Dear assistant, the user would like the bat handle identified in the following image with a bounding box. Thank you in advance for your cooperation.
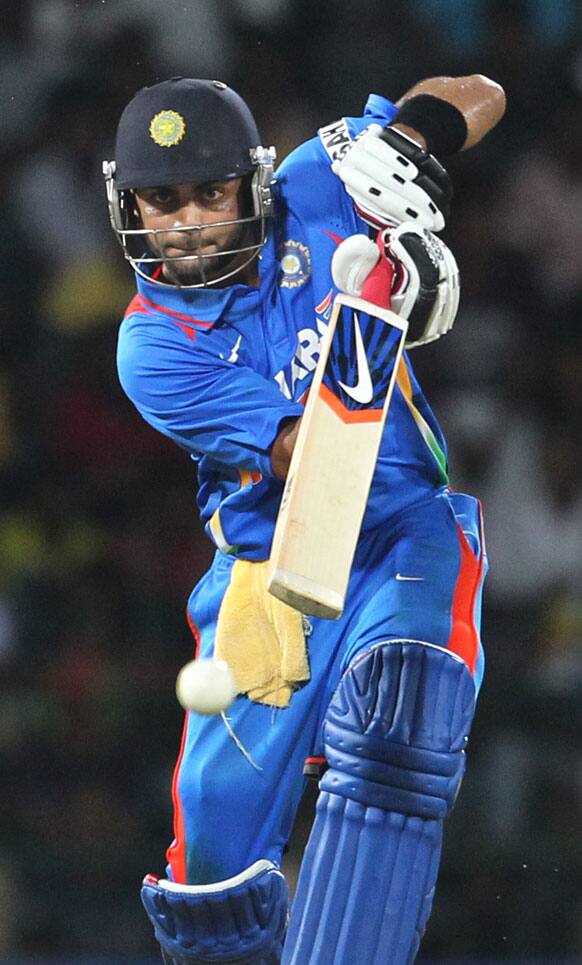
[360,230,395,310]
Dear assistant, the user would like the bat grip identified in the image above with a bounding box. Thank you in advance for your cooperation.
[360,232,395,310]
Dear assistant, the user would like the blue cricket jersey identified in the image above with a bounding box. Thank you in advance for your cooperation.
[117,94,449,560]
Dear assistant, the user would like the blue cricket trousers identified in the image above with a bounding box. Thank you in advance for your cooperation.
[167,488,487,885]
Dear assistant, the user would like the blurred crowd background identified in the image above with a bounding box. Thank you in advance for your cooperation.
[1,0,581,962]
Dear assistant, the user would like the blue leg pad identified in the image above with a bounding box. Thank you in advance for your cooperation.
[282,640,476,965]
[141,859,288,964]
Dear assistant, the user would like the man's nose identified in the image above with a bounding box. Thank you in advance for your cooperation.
[173,201,212,227]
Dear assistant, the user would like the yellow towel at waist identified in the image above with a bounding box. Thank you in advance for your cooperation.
[214,559,310,707]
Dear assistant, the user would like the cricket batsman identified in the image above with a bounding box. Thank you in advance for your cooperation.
[104,72,505,963]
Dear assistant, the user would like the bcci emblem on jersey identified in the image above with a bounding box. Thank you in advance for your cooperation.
[279,240,312,289]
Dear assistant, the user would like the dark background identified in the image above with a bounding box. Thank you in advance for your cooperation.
[1,0,581,961]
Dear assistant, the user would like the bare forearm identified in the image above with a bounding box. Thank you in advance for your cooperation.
[271,417,301,479]
[396,73,506,150]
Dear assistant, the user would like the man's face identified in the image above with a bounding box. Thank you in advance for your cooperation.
[134,177,250,286]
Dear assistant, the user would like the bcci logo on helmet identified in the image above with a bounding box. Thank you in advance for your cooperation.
[149,110,186,147]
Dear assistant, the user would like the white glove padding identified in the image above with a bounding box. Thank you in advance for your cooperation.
[331,234,380,294]
[331,224,460,349]
[388,222,460,347]
[332,124,451,233]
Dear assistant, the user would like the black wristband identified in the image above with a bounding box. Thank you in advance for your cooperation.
[393,94,468,156]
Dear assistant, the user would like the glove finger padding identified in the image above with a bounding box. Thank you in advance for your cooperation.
[332,124,452,233]
[387,222,460,348]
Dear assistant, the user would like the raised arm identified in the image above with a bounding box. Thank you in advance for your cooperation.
[333,73,506,234]
[394,73,506,152]
[272,75,506,478]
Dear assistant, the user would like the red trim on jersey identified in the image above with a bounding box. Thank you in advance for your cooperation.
[124,294,146,318]
[323,229,344,246]
[123,292,213,343]
[139,294,213,328]
[166,611,201,884]
[446,521,485,676]
[171,319,197,342]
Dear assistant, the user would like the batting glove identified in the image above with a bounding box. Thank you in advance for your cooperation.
[332,125,452,233]
[331,223,460,348]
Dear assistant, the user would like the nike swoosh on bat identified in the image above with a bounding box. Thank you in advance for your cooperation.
[395,573,425,581]
[337,310,374,404]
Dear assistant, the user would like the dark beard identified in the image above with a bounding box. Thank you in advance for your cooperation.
[161,222,250,287]
[162,251,222,286]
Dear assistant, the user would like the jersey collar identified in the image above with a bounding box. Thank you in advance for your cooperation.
[134,233,278,325]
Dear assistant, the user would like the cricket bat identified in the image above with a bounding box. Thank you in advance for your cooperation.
[268,291,408,619]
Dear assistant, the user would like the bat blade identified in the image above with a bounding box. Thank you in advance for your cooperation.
[268,293,408,619]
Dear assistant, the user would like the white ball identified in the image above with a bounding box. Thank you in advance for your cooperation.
[176,658,237,715]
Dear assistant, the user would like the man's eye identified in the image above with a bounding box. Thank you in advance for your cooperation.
[142,189,174,207]
[203,187,224,201]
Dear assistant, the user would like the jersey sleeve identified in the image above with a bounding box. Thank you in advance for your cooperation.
[117,312,303,478]
[274,93,399,226]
